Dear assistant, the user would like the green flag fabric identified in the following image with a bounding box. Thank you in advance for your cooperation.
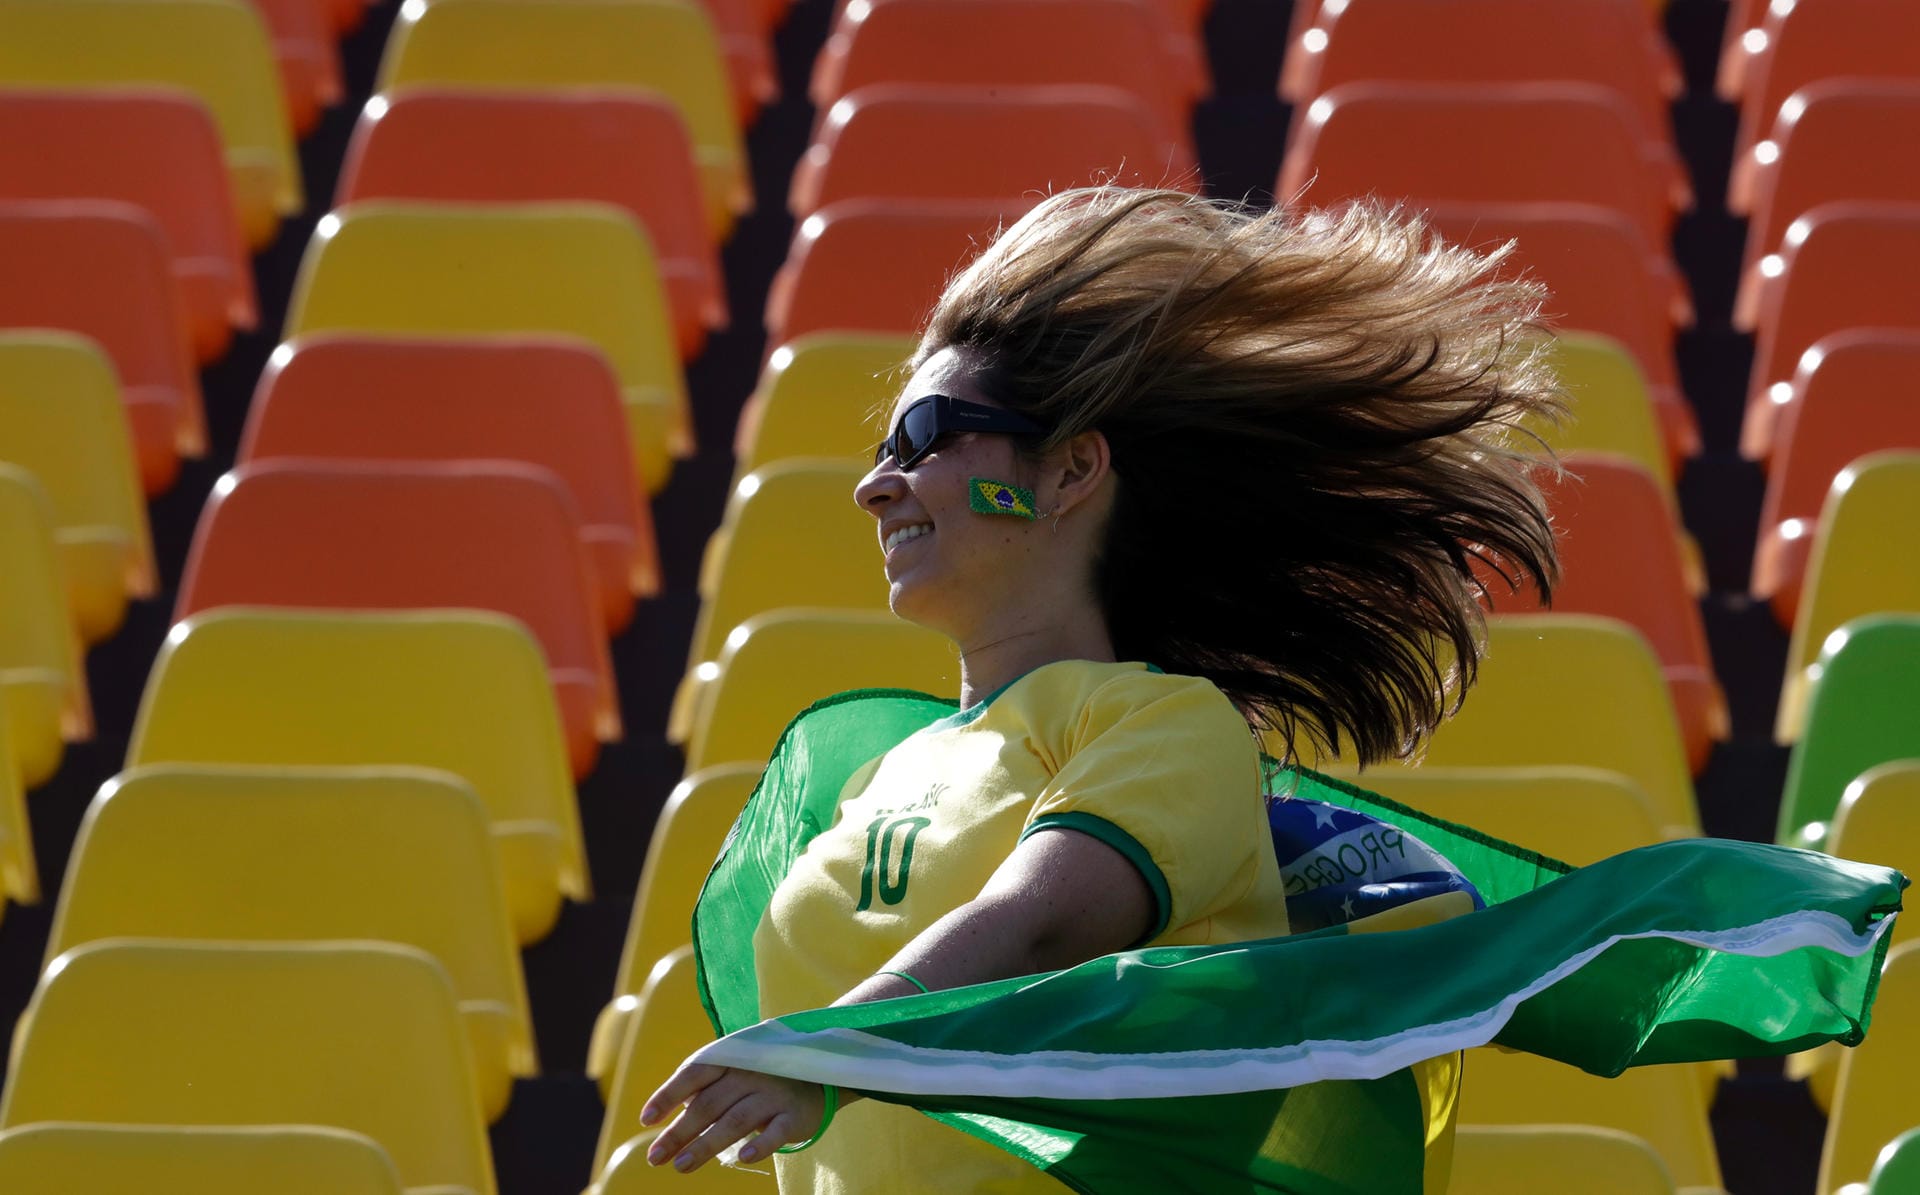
[690,689,1906,1194]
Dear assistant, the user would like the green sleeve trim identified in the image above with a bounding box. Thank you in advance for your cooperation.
[1021,811,1173,945]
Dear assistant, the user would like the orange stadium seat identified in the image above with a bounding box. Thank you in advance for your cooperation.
[238,334,660,632]
[1736,83,1920,329]
[766,200,1018,348]
[1279,83,1679,252]
[1741,204,1920,462]
[0,203,204,496]
[1728,0,1919,214]
[703,0,778,125]
[253,0,343,136]
[320,0,363,35]
[0,90,257,365]
[1715,0,1763,101]
[174,461,620,779]
[790,85,1196,218]
[1752,331,1920,627]
[336,89,728,360]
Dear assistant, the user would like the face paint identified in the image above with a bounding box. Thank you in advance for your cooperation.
[969,478,1039,520]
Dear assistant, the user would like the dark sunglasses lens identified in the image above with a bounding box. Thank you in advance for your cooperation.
[899,402,942,465]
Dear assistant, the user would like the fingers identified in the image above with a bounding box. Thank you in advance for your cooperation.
[735,1112,802,1165]
[652,1087,787,1172]
[640,1061,726,1127]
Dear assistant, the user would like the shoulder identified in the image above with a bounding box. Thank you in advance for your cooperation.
[997,660,1252,760]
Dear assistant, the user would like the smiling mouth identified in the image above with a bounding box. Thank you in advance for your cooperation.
[884,523,933,553]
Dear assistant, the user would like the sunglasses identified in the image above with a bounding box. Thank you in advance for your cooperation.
[873,395,1050,471]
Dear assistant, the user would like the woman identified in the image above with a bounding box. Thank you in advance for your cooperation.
[643,186,1564,1186]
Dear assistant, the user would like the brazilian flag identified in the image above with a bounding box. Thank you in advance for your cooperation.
[691,690,1905,1194]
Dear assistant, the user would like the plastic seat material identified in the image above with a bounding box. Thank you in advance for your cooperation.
[127,607,590,945]
[1742,204,1920,462]
[791,85,1197,219]
[254,0,344,136]
[0,715,38,916]
[1753,331,1920,627]
[1279,82,1679,254]
[0,331,158,643]
[175,460,620,777]
[698,0,780,126]
[767,200,1022,350]
[683,609,958,774]
[1736,83,1920,330]
[1777,615,1920,851]
[1776,455,1920,743]
[337,89,728,360]
[735,332,916,478]
[378,0,751,240]
[319,0,365,36]
[1450,1125,1678,1195]
[0,1124,407,1195]
[51,763,538,1122]
[0,0,303,248]
[1819,941,1920,1195]
[0,466,92,791]
[1867,1128,1920,1194]
[1531,333,1679,497]
[0,202,205,495]
[285,202,689,489]
[0,940,497,1195]
[1728,0,1920,215]
[239,335,659,633]
[587,764,759,1092]
[0,90,257,364]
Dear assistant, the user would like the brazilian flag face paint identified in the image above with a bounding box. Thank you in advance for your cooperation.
[969,478,1038,520]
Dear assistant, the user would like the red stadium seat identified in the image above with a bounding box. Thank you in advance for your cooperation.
[251,0,342,136]
[703,0,778,125]
[175,461,620,780]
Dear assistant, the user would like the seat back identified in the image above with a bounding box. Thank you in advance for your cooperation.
[255,0,343,136]
[338,89,725,360]
[0,713,32,908]
[1532,333,1674,491]
[127,608,586,944]
[0,0,302,245]
[1779,616,1920,849]
[0,1124,406,1195]
[1828,761,1920,951]
[0,940,496,1195]
[1819,940,1920,1194]
[1868,1128,1920,1193]
[737,333,916,475]
[1450,1126,1676,1195]
[239,334,657,629]
[594,947,728,1183]
[0,465,90,790]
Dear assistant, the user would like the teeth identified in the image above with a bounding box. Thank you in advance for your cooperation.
[884,524,932,552]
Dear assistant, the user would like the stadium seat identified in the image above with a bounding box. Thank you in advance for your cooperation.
[285,202,689,487]
[790,85,1196,218]
[0,90,257,364]
[1306,616,1700,840]
[321,0,364,36]
[1777,616,1920,850]
[0,466,91,791]
[336,89,727,360]
[1818,940,1920,1195]
[1728,0,1919,215]
[1279,83,1678,252]
[0,331,158,644]
[1450,1126,1677,1195]
[239,335,659,632]
[0,716,36,916]
[1741,204,1920,462]
[683,609,958,774]
[735,333,916,477]
[700,0,779,125]
[0,0,302,248]
[767,201,1018,348]
[0,203,204,494]
[1753,331,1920,626]
[1776,455,1920,742]
[588,764,760,1092]
[378,0,750,239]
[50,763,538,1122]
[254,0,343,136]
[1867,1129,1920,1193]
[127,608,590,945]
[1715,0,1763,100]
[0,940,497,1195]
[0,1124,406,1195]
[1736,84,1920,329]
[1457,1052,1722,1190]
[175,461,620,776]
[1531,333,1679,496]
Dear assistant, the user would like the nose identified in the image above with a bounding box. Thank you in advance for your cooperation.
[854,456,905,516]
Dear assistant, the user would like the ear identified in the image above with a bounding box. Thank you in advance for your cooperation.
[1046,429,1112,518]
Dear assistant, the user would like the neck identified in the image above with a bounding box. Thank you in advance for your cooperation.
[955,611,1117,709]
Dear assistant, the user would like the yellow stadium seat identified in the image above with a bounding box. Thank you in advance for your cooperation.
[126,608,588,945]
[0,715,33,915]
[0,331,157,643]
[734,332,916,479]
[286,202,688,490]
[1778,453,1920,742]
[683,609,958,774]
[49,764,538,1123]
[0,0,302,248]
[1819,941,1920,1195]
[1452,1125,1678,1195]
[588,764,759,1091]
[1458,1050,1723,1190]
[0,465,92,790]
[378,0,749,240]
[1535,332,1676,495]
[0,1123,406,1195]
[670,461,884,742]
[0,940,496,1195]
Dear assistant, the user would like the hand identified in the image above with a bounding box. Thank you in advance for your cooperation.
[640,1062,829,1172]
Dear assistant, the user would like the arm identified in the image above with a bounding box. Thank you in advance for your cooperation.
[640,825,1155,1172]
